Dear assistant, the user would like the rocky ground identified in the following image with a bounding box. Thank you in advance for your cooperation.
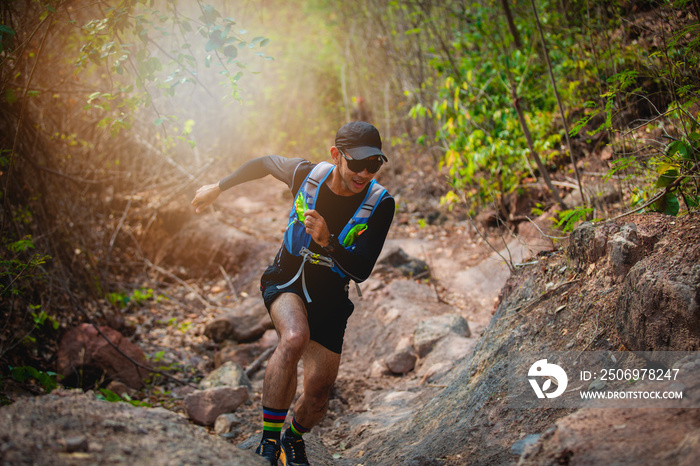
[2,175,700,465]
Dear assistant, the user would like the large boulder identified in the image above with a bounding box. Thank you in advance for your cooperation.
[616,219,700,351]
[342,213,700,465]
[0,389,266,465]
[519,354,700,465]
[204,299,273,343]
[56,324,151,389]
[183,386,249,426]
[413,313,471,358]
[200,361,252,391]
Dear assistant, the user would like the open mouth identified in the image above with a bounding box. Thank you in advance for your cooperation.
[352,178,367,190]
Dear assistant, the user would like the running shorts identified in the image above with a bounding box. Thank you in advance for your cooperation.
[260,263,354,354]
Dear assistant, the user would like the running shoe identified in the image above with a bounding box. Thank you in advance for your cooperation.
[279,431,310,466]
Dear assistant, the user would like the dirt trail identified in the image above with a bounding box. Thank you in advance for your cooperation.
[203,173,551,461]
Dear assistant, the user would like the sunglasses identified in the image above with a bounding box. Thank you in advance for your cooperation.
[339,149,383,174]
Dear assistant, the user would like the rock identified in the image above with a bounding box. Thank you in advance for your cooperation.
[518,382,700,466]
[413,314,471,358]
[416,334,475,382]
[379,247,430,278]
[214,341,270,369]
[260,329,279,347]
[215,413,243,436]
[369,360,391,378]
[511,434,540,456]
[183,386,249,426]
[56,324,151,389]
[200,361,252,391]
[204,300,273,343]
[385,348,417,375]
[609,223,641,278]
[61,435,89,453]
[105,381,134,398]
[147,211,270,281]
[0,389,265,465]
[616,226,700,351]
[567,221,609,272]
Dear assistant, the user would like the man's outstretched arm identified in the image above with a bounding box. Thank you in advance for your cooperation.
[191,155,304,213]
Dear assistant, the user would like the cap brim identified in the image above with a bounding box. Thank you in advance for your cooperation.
[344,146,388,162]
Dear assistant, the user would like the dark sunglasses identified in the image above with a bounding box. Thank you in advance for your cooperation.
[339,149,383,174]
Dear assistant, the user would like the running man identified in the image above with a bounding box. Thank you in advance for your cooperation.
[191,121,394,465]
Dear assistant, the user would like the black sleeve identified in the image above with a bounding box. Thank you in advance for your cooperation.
[218,155,306,191]
[329,195,395,283]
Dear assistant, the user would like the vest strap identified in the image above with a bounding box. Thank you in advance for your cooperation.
[276,247,334,303]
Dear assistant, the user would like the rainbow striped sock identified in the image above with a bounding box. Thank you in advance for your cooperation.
[262,406,287,441]
[288,416,310,438]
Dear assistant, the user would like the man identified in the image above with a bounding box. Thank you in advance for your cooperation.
[191,121,394,465]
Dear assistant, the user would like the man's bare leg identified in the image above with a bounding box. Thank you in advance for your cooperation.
[263,293,310,410]
[293,339,341,429]
[276,339,340,466]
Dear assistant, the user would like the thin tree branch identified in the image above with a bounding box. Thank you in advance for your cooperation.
[1,13,53,237]
[530,0,585,208]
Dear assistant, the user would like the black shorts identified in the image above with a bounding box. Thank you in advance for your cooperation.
[260,264,354,354]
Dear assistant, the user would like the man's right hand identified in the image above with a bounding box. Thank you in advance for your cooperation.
[191,183,221,214]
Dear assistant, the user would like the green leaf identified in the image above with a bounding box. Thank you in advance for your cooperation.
[653,193,680,216]
[200,4,221,25]
[0,25,16,35]
[5,88,17,104]
[655,168,679,188]
[9,237,35,252]
[223,45,237,58]
[665,140,689,160]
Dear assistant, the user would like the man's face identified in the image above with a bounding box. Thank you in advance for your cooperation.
[334,148,381,195]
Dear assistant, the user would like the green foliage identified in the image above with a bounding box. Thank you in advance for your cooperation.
[401,0,700,219]
[96,388,150,407]
[647,128,700,215]
[0,23,15,54]
[557,207,596,233]
[408,0,576,212]
[155,317,192,334]
[8,366,57,393]
[1,236,51,298]
[31,307,59,331]
[107,287,159,308]
[69,1,272,139]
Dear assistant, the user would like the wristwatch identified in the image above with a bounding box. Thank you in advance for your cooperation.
[322,234,340,253]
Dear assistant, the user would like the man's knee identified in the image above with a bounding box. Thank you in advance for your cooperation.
[270,293,310,359]
[278,328,310,359]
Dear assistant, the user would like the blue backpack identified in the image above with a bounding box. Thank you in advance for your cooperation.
[278,161,388,301]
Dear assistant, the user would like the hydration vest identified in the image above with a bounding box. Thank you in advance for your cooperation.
[278,161,388,301]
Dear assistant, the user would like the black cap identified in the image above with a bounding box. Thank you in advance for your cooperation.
[335,121,388,162]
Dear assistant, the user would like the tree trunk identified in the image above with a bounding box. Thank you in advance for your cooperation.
[500,0,522,49]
